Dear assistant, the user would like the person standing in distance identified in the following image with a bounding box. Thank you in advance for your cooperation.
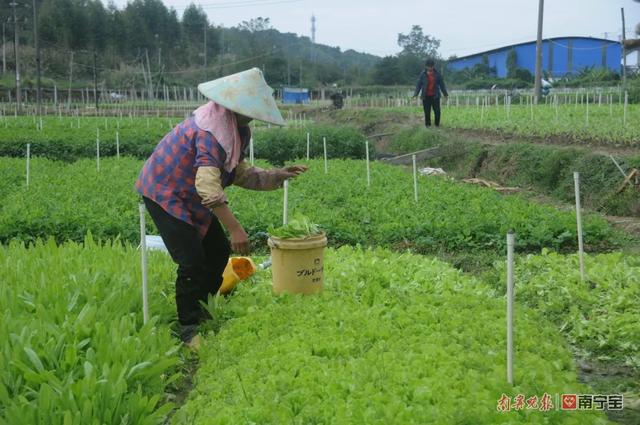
[413,59,448,127]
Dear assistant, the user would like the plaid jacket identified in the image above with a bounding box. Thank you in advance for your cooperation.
[135,117,250,238]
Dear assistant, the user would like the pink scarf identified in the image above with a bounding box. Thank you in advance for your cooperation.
[193,101,242,173]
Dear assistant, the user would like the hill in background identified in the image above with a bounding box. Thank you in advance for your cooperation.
[0,0,380,91]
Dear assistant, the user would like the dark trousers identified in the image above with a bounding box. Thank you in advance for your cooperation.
[143,197,230,341]
[422,96,441,127]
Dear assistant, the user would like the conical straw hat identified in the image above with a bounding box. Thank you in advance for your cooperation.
[198,68,285,126]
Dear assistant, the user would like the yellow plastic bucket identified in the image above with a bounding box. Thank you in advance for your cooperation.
[267,233,327,295]
[219,257,257,295]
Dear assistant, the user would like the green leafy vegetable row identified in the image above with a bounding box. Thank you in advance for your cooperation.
[418,103,640,146]
[175,246,609,424]
[0,116,369,163]
[252,124,369,165]
[490,250,640,371]
[0,157,618,254]
[0,237,181,424]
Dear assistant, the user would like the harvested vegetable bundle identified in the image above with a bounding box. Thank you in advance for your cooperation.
[268,215,322,239]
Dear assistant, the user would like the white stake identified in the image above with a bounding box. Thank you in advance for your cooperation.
[26,143,31,188]
[623,91,628,127]
[249,137,254,166]
[412,154,418,203]
[365,140,371,187]
[530,98,534,121]
[506,230,515,386]
[283,179,289,225]
[96,129,100,171]
[139,202,150,325]
[306,132,310,161]
[573,172,586,282]
[609,95,613,117]
[586,93,589,127]
[323,137,328,174]
[116,131,120,159]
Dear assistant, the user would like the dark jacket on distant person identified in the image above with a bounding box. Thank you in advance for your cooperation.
[414,70,448,99]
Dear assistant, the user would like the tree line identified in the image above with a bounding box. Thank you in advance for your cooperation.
[0,0,385,90]
[0,0,452,91]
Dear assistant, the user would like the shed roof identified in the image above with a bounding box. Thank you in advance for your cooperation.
[450,36,620,62]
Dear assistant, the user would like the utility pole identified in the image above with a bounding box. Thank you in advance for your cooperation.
[10,1,21,113]
[2,22,6,75]
[93,51,98,110]
[534,0,544,103]
[33,0,42,115]
[311,14,316,62]
[203,23,207,79]
[68,51,73,104]
[154,33,161,68]
[145,48,152,100]
[621,7,627,87]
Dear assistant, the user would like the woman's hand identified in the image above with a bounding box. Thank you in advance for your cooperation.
[278,164,308,179]
[230,226,250,255]
[210,203,250,255]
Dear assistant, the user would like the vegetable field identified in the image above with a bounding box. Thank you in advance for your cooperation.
[0,238,180,424]
[2,240,621,424]
[1,114,638,424]
[491,251,640,370]
[440,102,640,146]
[335,100,640,146]
[174,247,610,424]
[0,116,366,164]
[0,157,618,253]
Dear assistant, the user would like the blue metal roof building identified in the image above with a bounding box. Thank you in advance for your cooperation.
[448,37,621,78]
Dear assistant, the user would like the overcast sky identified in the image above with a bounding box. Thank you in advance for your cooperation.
[110,0,640,58]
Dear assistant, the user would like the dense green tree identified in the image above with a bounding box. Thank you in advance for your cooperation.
[373,56,402,85]
[372,25,441,85]
[1,1,379,89]
[397,25,440,59]
[237,17,272,32]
